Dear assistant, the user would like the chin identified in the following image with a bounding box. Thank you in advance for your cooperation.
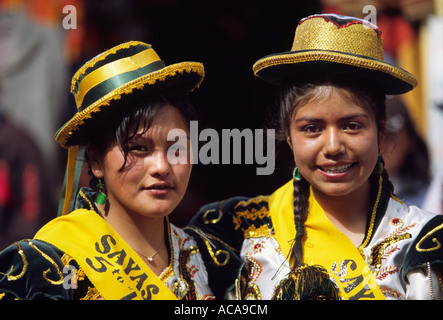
[313,182,363,198]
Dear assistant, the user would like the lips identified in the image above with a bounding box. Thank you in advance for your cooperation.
[318,163,354,174]
[319,163,353,173]
[145,182,174,195]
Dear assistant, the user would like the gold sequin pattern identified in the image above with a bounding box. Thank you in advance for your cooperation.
[291,16,384,60]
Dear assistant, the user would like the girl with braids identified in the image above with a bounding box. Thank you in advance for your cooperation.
[0,42,219,300]
[188,14,443,300]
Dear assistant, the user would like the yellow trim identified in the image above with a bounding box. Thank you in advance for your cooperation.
[359,175,383,250]
[62,146,79,215]
[34,209,178,300]
[56,62,204,148]
[71,41,145,94]
[75,48,161,108]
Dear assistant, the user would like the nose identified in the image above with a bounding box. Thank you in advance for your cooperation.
[150,151,170,177]
[322,128,345,156]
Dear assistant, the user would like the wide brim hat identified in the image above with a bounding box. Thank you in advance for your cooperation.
[56,41,205,148]
[252,14,418,94]
[56,41,204,216]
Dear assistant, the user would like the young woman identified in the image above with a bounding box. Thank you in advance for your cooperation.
[0,41,218,300]
[188,14,443,300]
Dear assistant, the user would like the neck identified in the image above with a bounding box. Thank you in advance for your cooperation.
[97,202,169,272]
[311,181,371,246]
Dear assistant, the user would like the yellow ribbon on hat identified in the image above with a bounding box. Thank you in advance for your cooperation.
[75,48,161,108]
[269,180,385,300]
[35,208,177,300]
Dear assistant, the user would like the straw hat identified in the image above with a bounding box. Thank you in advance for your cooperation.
[56,41,204,148]
[253,14,417,94]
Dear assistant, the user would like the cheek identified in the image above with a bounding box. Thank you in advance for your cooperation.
[289,132,320,165]
[174,164,192,186]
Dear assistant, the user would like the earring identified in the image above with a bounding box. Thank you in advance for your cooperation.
[95,179,107,205]
[374,155,384,175]
[293,167,302,182]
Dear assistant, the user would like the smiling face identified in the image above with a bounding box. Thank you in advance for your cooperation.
[89,103,192,220]
[287,87,380,199]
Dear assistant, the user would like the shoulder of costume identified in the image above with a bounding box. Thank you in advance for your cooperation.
[186,195,271,298]
[188,195,272,251]
[0,239,72,300]
[401,213,443,281]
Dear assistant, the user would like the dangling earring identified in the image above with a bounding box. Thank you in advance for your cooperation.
[95,178,107,205]
[293,167,302,181]
[374,154,384,175]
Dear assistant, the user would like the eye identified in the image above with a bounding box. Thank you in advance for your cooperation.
[128,144,149,153]
[344,122,362,132]
[302,125,322,134]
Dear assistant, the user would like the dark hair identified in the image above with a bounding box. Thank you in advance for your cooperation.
[277,75,391,299]
[86,91,196,187]
[385,97,430,184]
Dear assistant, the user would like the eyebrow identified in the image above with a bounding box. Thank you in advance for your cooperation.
[295,113,370,123]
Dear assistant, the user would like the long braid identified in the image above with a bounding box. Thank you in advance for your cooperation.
[273,170,341,300]
[289,175,310,268]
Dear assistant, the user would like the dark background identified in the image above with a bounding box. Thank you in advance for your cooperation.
[74,0,321,226]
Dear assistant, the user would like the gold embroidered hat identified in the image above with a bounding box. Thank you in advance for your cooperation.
[252,14,417,94]
[56,41,205,148]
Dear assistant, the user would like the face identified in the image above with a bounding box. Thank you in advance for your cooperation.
[90,104,192,220]
[287,89,380,199]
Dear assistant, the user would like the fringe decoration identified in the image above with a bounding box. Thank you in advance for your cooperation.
[272,264,341,300]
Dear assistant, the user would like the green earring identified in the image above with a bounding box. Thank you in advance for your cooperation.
[95,179,107,205]
[374,155,384,175]
[293,167,302,181]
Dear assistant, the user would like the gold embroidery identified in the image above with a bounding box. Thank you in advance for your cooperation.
[368,233,412,275]
[243,224,272,239]
[81,286,102,300]
[61,254,86,282]
[244,283,262,300]
[78,189,95,211]
[202,238,230,267]
[381,288,401,298]
[416,223,443,253]
[233,207,270,231]
[202,200,225,225]
[27,241,64,285]
[0,293,5,300]
[234,195,269,209]
[1,243,28,281]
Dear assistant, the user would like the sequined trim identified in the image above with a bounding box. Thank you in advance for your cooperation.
[80,286,103,300]
[253,50,417,87]
[234,195,269,208]
[243,224,273,239]
[233,206,270,231]
[57,63,204,147]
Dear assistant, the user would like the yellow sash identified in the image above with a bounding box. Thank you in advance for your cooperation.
[34,209,177,300]
[269,181,385,300]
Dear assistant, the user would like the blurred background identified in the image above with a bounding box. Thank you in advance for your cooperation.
[0,0,442,249]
